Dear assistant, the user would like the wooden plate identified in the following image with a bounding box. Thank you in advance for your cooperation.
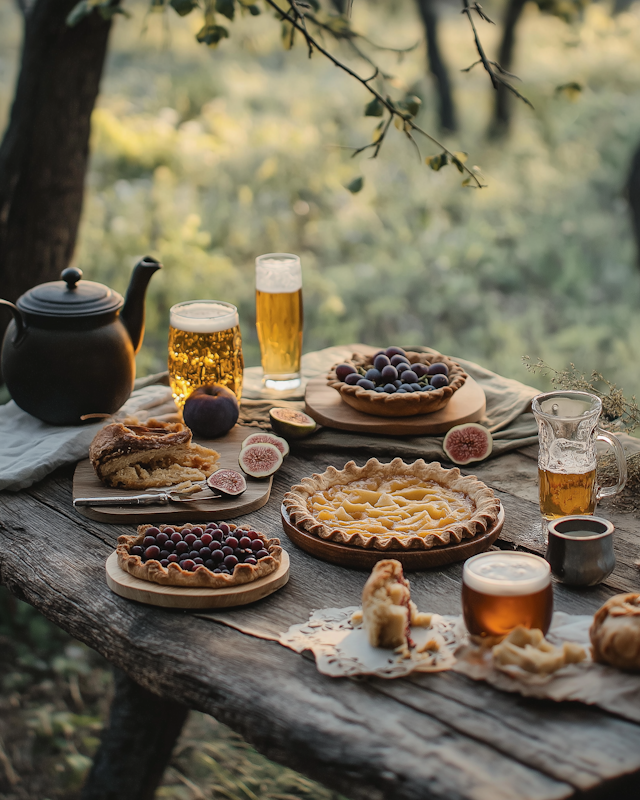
[304,375,486,436]
[280,504,504,571]
[105,550,290,609]
[73,425,272,524]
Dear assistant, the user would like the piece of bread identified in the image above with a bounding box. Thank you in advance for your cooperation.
[90,418,219,489]
[492,627,586,675]
[361,559,431,649]
[590,593,640,671]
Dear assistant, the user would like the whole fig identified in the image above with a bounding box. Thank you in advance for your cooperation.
[183,384,239,439]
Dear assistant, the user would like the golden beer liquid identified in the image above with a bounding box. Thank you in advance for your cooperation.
[168,323,244,406]
[462,584,554,639]
[255,288,303,378]
[538,467,597,520]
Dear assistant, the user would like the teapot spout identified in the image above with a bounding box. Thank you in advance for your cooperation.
[120,256,162,354]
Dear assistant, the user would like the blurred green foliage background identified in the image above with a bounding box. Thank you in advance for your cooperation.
[4,0,640,394]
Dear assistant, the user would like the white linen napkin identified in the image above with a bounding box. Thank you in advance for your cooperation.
[0,385,178,492]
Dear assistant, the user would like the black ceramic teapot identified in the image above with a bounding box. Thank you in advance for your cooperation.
[0,257,161,425]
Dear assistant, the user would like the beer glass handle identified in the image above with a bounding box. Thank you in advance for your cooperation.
[596,427,627,501]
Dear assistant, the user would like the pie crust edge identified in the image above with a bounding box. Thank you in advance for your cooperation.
[283,457,501,551]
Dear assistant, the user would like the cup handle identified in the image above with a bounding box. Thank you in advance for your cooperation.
[596,427,627,501]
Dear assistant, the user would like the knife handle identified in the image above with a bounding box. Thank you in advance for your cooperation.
[73,494,168,507]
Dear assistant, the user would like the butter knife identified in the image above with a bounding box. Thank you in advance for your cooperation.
[73,491,217,508]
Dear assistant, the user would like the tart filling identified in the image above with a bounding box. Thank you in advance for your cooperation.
[117,522,282,588]
[283,458,501,551]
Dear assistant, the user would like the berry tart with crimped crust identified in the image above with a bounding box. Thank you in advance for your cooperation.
[327,349,467,418]
[117,521,282,588]
[283,457,500,552]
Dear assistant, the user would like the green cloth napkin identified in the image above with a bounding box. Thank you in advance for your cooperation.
[239,345,540,461]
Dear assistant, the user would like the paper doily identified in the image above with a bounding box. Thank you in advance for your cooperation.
[279,607,460,678]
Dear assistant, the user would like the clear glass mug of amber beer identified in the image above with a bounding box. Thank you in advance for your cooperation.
[532,391,626,521]
[255,253,303,391]
[168,300,244,406]
[462,551,553,639]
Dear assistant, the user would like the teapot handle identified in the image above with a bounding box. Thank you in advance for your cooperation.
[0,300,26,344]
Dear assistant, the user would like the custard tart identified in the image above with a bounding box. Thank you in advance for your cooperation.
[283,458,501,551]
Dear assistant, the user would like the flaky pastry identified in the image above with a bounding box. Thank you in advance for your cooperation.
[590,593,640,671]
[328,351,467,418]
[283,457,501,551]
[117,523,282,588]
[492,627,586,675]
[90,418,219,489]
[359,559,431,649]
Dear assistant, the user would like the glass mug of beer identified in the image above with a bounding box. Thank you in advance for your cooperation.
[255,253,303,391]
[532,391,627,521]
[462,551,553,639]
[168,300,244,406]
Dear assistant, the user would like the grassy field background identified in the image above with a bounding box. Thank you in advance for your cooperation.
[2,0,640,796]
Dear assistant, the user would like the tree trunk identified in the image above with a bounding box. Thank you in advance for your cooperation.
[0,0,114,345]
[414,0,457,132]
[489,0,526,138]
[627,141,640,268]
[81,668,189,800]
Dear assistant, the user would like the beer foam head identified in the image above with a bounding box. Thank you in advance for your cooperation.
[170,301,239,333]
[256,253,302,293]
[463,552,550,596]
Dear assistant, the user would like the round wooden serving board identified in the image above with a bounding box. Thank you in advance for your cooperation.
[304,375,486,436]
[280,504,504,571]
[105,550,290,609]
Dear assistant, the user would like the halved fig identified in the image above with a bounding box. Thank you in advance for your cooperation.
[443,423,493,465]
[238,442,283,477]
[206,469,247,497]
[241,431,290,457]
[269,408,317,439]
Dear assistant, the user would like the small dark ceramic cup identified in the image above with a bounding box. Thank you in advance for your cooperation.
[546,516,615,587]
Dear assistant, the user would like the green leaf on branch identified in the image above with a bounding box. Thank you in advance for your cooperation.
[170,0,199,16]
[247,3,260,13]
[66,0,91,26]
[281,21,295,49]
[402,95,421,117]
[196,23,229,45]
[451,151,468,173]
[425,153,449,171]
[345,176,364,194]
[364,98,384,117]
[555,82,582,101]
[215,0,235,20]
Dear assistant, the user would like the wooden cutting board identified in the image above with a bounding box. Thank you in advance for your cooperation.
[73,425,272,524]
[305,375,486,436]
[281,504,504,570]
[105,550,290,609]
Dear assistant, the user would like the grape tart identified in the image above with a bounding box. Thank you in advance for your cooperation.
[117,521,283,588]
[283,457,501,551]
[328,349,467,418]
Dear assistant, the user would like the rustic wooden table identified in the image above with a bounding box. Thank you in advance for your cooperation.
[2,443,640,800]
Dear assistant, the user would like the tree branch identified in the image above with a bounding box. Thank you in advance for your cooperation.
[263,0,485,187]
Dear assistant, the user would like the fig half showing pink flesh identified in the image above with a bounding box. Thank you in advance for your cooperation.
[206,469,247,497]
[241,432,290,457]
[443,423,493,465]
[238,442,284,478]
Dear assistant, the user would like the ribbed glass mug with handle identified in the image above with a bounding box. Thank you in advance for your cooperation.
[532,391,627,521]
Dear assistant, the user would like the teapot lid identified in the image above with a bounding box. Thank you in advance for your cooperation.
[17,268,124,318]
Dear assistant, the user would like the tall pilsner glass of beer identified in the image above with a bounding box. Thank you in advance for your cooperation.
[255,253,303,391]
[168,300,243,406]
[462,551,553,639]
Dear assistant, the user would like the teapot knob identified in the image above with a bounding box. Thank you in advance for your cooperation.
[61,267,83,290]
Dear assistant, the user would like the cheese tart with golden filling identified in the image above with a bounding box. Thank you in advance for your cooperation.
[283,457,500,551]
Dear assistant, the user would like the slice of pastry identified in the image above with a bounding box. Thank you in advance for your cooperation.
[492,627,586,675]
[360,559,431,650]
[590,593,640,671]
[90,418,220,489]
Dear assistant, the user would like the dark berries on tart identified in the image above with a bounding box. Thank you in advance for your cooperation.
[116,521,283,588]
[328,347,467,418]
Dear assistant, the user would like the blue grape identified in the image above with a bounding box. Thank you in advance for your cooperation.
[336,363,357,381]
[430,373,449,389]
[385,346,406,358]
[383,383,397,393]
[357,378,376,390]
[390,354,410,367]
[427,362,449,376]
[380,364,398,382]
[401,370,419,383]
[373,354,391,371]
[345,373,361,385]
[365,368,382,383]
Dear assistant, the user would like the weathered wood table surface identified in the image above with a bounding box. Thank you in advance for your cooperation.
[2,442,640,800]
